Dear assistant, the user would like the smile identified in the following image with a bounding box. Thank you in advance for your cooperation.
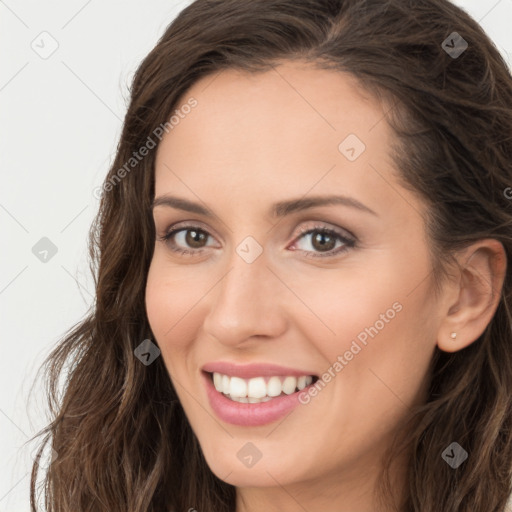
[211,372,316,403]
[201,362,319,426]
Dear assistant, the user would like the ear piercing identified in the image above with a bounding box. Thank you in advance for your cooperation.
[450,332,457,340]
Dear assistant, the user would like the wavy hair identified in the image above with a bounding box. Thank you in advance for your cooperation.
[29,0,512,510]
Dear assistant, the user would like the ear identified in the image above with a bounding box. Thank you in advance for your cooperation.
[437,239,507,353]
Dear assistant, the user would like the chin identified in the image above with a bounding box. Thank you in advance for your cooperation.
[199,439,307,488]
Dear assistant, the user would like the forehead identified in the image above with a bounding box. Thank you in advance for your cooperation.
[153,61,401,217]
[161,61,391,153]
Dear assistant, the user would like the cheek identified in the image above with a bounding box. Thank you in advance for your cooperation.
[288,253,437,404]
[145,258,201,357]
[277,262,406,358]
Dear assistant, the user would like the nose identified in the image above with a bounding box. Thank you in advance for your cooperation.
[201,247,288,348]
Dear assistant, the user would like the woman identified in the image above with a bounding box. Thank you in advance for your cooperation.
[29,0,512,510]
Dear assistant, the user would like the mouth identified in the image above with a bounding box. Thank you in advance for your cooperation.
[206,371,319,403]
[201,364,320,426]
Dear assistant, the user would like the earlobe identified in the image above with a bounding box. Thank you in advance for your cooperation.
[437,239,507,353]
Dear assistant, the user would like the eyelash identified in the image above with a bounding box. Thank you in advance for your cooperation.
[157,222,356,259]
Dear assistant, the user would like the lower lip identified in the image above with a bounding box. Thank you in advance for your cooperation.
[202,372,312,427]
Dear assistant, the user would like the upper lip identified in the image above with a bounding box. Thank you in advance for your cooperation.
[201,361,318,379]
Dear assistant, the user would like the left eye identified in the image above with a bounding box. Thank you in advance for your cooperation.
[291,227,355,257]
[158,224,356,259]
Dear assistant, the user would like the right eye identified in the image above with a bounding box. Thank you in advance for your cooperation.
[158,225,217,256]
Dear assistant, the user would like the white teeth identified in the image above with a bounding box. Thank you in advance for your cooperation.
[222,374,230,395]
[211,372,315,401]
[229,376,247,398]
[267,376,282,397]
[231,396,249,403]
[228,396,273,403]
[247,377,267,398]
[282,376,297,395]
[213,372,222,391]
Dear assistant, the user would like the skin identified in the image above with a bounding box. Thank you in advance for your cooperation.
[145,61,506,512]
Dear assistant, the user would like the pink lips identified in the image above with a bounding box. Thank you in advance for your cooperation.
[202,361,316,379]
[201,362,318,427]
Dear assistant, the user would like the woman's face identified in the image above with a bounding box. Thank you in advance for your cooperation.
[146,62,444,497]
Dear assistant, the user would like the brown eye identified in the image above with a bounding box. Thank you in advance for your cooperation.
[159,226,215,255]
[291,225,356,259]
[183,228,208,248]
[310,231,337,252]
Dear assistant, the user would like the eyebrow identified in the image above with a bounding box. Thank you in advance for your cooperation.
[151,194,378,218]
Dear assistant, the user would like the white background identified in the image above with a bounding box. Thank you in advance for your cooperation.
[1,1,511,510]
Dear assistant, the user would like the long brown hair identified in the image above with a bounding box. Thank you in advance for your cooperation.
[29,0,512,510]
